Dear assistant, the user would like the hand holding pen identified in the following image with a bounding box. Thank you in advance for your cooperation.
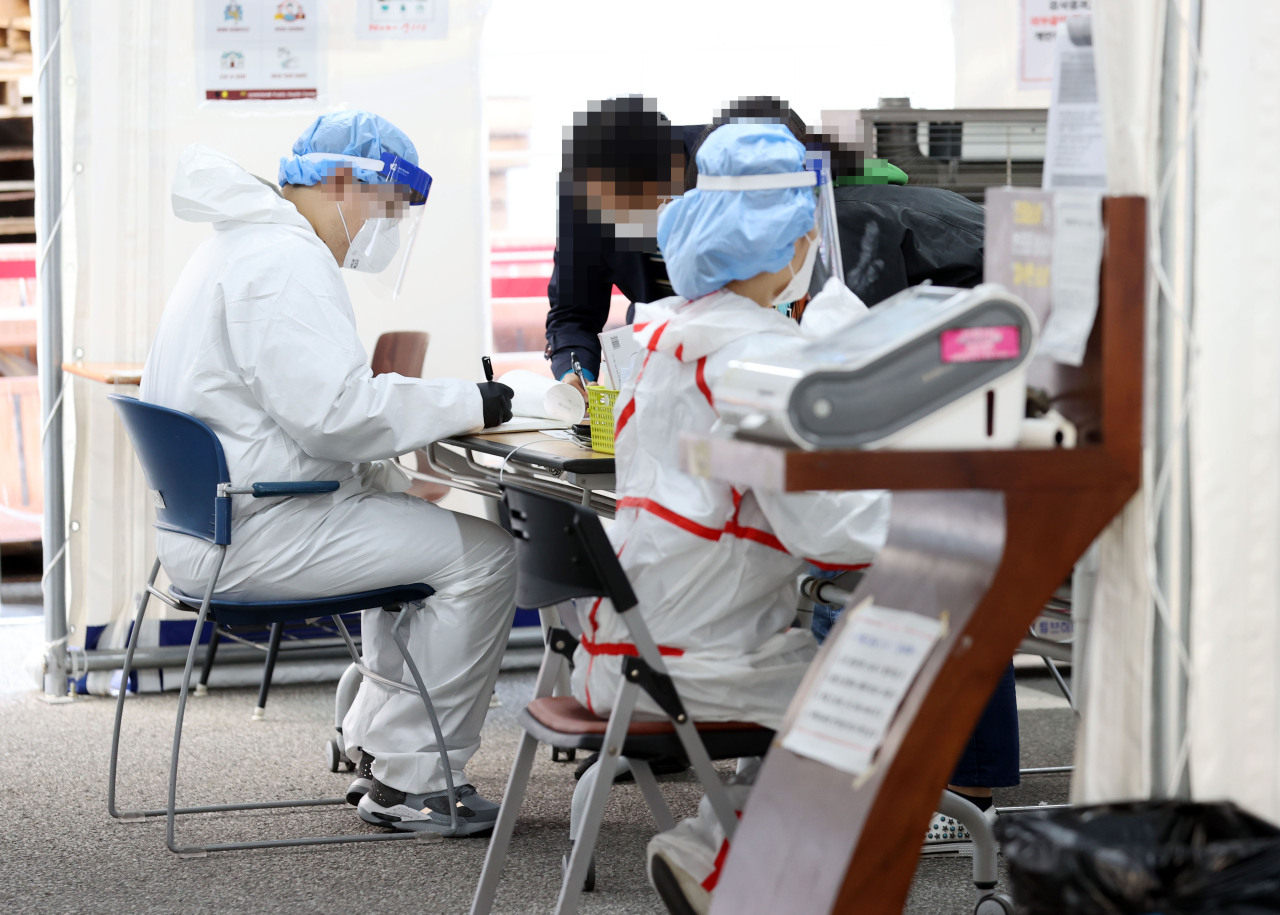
[476,355,514,428]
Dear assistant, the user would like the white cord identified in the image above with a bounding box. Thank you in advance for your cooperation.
[496,440,554,486]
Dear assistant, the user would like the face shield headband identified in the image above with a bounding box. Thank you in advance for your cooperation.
[300,151,433,299]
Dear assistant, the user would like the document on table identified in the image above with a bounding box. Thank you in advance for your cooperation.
[781,599,944,777]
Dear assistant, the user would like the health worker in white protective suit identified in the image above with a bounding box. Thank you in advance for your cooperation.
[140,111,518,836]
[567,122,890,912]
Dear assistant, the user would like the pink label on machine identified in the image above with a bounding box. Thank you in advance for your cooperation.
[939,326,1021,363]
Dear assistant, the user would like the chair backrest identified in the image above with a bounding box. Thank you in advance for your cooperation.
[502,484,637,612]
[371,331,429,378]
[109,394,233,545]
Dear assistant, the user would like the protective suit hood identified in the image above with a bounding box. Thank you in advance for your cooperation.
[171,143,313,233]
[632,290,804,365]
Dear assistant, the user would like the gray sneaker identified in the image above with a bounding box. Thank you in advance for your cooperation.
[345,750,374,806]
[357,777,498,836]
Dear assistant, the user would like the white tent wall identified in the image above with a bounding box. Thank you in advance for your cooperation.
[1188,2,1280,821]
[1068,0,1166,805]
[57,0,492,683]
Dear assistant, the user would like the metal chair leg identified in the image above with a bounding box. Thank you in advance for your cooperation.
[1041,655,1077,712]
[108,558,161,820]
[252,622,284,720]
[167,549,226,856]
[628,759,677,833]
[195,624,222,696]
[555,680,640,915]
[569,754,626,843]
[469,731,541,915]
[387,606,459,835]
[936,790,999,891]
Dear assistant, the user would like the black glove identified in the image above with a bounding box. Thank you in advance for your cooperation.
[477,382,514,428]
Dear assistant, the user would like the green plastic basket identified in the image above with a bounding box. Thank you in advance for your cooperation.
[587,386,620,455]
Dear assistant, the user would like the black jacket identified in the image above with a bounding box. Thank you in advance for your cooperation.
[834,183,985,305]
[544,125,704,381]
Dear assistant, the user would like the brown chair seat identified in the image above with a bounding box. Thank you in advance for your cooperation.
[519,696,774,762]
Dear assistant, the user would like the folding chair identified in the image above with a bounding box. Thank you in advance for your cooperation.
[105,394,463,855]
[471,484,774,915]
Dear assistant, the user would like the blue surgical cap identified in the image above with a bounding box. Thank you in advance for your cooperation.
[278,110,419,187]
[657,123,815,300]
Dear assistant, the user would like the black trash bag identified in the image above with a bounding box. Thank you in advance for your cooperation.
[996,800,1280,915]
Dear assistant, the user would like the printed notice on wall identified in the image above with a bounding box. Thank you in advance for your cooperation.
[1041,191,1104,366]
[357,0,449,40]
[1043,19,1107,191]
[202,1,322,102]
[1019,0,1092,92]
[781,600,943,777]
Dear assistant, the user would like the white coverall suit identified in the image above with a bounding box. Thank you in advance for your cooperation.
[571,283,890,893]
[141,145,517,795]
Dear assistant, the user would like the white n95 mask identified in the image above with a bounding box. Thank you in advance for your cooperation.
[772,232,819,307]
[342,214,401,274]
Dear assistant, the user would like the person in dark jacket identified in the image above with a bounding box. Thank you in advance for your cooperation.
[543,96,700,392]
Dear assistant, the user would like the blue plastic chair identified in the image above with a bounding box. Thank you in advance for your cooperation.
[106,394,462,855]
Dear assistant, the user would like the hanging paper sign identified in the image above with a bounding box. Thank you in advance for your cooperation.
[202,1,322,101]
[1019,0,1092,91]
[357,0,449,40]
[1042,18,1107,191]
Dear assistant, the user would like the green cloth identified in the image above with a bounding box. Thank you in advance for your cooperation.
[835,158,908,187]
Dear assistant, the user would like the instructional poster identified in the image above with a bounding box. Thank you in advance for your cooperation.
[781,600,943,777]
[202,1,322,101]
[356,0,449,40]
[1019,0,1092,91]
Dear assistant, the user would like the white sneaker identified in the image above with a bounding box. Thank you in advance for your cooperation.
[920,804,998,856]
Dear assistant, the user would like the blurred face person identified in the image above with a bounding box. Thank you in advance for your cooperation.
[563,96,686,246]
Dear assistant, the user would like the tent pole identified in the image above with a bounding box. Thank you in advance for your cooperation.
[1150,0,1200,798]
[35,0,68,699]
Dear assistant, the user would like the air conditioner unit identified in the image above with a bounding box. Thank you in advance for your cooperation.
[821,99,1048,203]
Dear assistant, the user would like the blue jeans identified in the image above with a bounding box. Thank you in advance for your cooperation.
[811,571,1020,788]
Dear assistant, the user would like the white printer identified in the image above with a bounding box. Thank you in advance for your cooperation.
[716,284,1039,451]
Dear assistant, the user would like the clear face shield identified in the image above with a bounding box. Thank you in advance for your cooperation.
[301,150,432,300]
[804,152,844,297]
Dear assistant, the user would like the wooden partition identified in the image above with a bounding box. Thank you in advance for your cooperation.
[680,196,1146,915]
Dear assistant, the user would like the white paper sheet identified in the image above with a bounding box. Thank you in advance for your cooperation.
[1043,19,1107,190]
[1041,191,1105,366]
[781,600,944,777]
[1019,0,1093,91]
[598,326,644,389]
[477,417,574,434]
[356,0,449,40]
